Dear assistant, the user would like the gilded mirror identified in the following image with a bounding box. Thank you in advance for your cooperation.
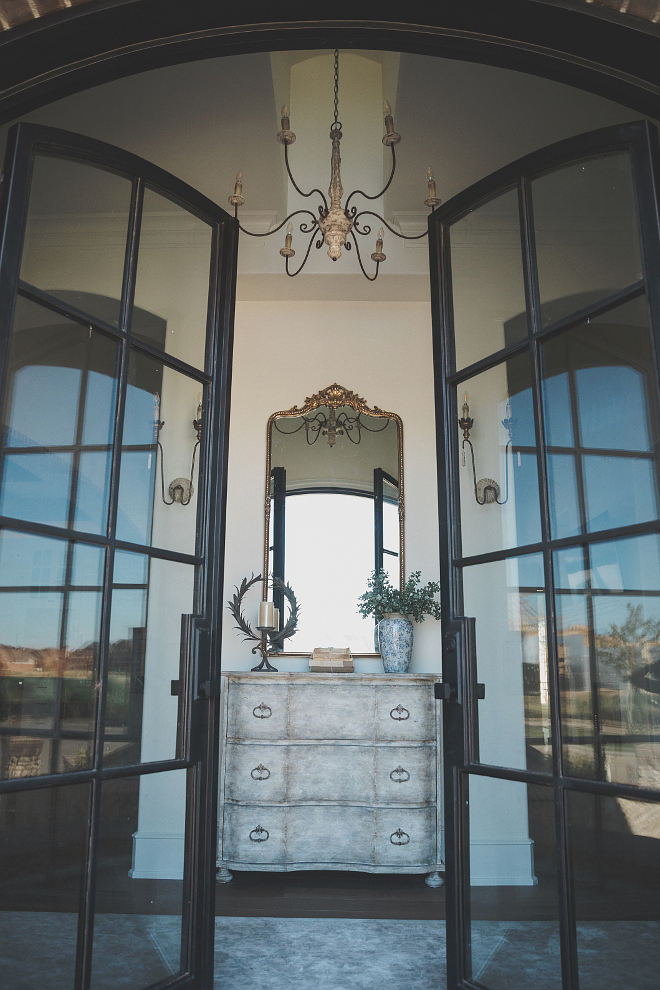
[263,383,403,655]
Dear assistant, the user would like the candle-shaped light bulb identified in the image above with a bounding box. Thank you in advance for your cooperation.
[462,392,469,418]
[384,100,391,117]
[426,166,438,206]
[376,227,384,253]
[281,221,295,258]
[281,105,290,128]
[505,394,512,420]
[197,392,202,421]
[234,170,243,196]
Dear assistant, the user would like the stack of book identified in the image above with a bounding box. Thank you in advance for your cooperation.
[309,647,354,673]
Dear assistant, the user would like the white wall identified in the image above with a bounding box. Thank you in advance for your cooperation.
[221,298,442,675]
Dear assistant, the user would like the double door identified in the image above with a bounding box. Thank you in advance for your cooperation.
[2,116,660,990]
[433,120,660,989]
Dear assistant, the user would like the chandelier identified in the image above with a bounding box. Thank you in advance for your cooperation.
[228,50,440,281]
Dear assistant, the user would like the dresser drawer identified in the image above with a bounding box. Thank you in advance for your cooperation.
[223,743,288,803]
[287,682,376,740]
[286,744,374,802]
[221,804,286,864]
[374,807,437,866]
[375,746,436,805]
[375,683,436,741]
[226,681,288,740]
[285,805,375,864]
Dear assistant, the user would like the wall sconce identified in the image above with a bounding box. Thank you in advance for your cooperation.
[153,392,202,505]
[458,392,515,505]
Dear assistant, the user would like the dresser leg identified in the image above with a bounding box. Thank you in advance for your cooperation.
[425,871,444,888]
[216,866,233,883]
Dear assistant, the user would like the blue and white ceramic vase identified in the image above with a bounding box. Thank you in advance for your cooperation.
[378,612,414,673]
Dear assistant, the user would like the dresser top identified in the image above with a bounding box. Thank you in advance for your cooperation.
[222,671,439,685]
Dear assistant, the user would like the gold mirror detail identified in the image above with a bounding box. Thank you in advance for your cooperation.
[263,384,404,656]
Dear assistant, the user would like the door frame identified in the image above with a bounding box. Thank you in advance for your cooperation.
[1,4,660,125]
[429,118,660,989]
[0,121,238,989]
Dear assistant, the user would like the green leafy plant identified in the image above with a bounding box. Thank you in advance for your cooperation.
[357,569,441,624]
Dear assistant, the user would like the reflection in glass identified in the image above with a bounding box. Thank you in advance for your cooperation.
[267,398,401,652]
[450,188,527,371]
[567,790,660,990]
[0,783,91,989]
[543,295,660,539]
[470,777,561,989]
[21,155,132,328]
[0,530,104,780]
[116,348,202,554]
[533,152,643,327]
[91,771,187,990]
[0,295,118,533]
[132,187,212,369]
[458,351,542,558]
[555,534,660,787]
[104,551,194,767]
[463,553,549,771]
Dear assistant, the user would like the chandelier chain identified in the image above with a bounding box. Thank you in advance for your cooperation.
[333,49,340,129]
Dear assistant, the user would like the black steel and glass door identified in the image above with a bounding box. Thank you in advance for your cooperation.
[0,123,237,989]
[431,121,660,990]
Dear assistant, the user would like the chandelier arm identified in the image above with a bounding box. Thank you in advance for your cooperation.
[285,229,319,277]
[273,419,308,435]
[355,417,390,433]
[284,143,329,213]
[353,210,429,241]
[348,230,379,282]
[234,206,318,238]
[344,144,396,215]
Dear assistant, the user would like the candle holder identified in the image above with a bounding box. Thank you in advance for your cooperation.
[227,573,300,672]
[458,393,514,506]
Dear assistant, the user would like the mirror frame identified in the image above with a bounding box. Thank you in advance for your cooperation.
[262,383,405,628]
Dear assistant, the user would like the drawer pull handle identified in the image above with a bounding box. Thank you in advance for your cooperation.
[249,825,269,842]
[253,703,272,719]
[390,766,410,783]
[390,704,410,721]
[390,829,410,846]
[251,764,271,781]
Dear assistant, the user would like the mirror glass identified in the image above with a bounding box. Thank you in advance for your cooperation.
[265,385,403,654]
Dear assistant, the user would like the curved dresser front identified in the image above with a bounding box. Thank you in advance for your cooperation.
[216,671,443,879]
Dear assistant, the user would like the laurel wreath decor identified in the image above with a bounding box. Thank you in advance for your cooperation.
[227,573,300,671]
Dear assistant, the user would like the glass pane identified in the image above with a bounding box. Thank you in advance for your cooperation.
[458,351,542,558]
[0,782,91,989]
[0,295,118,533]
[463,553,550,771]
[555,533,660,786]
[104,551,194,766]
[383,498,399,585]
[543,295,660,539]
[21,155,132,327]
[132,187,211,369]
[470,777,561,989]
[450,188,527,371]
[533,153,643,328]
[567,790,660,990]
[116,348,202,554]
[0,530,103,780]
[91,770,187,989]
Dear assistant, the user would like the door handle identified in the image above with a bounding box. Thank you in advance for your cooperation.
[434,682,457,702]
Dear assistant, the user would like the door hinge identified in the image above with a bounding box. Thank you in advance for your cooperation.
[171,679,180,696]
[476,683,486,700]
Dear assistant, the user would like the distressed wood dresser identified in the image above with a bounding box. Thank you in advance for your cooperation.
[216,671,443,885]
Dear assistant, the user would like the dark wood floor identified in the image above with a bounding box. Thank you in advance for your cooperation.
[214,870,565,921]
